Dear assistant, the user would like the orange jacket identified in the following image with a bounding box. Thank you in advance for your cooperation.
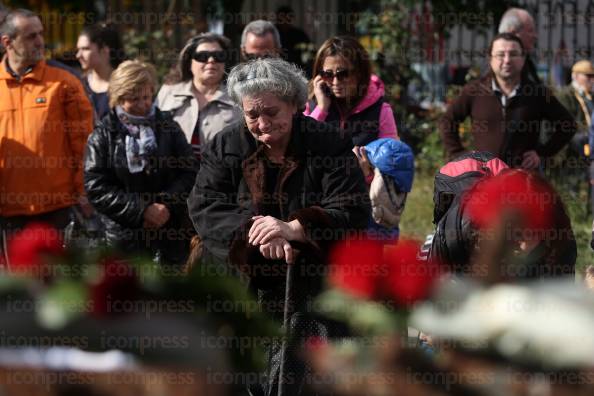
[0,60,93,216]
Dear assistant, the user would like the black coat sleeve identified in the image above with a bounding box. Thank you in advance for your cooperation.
[187,129,253,261]
[288,119,371,248]
[83,124,146,228]
[157,118,197,210]
[536,87,578,158]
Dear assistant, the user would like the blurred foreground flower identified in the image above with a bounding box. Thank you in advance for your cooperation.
[7,222,63,275]
[328,238,384,299]
[383,239,440,307]
[318,238,442,337]
[306,238,447,396]
[90,257,140,317]
[463,169,555,232]
[411,277,594,369]
[329,237,441,309]
[0,233,278,374]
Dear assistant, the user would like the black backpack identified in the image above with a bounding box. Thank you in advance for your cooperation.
[429,152,508,272]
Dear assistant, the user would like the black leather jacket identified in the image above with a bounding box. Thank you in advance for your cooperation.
[84,108,196,253]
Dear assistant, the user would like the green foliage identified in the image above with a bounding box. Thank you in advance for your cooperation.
[399,169,436,239]
[123,28,179,82]
[356,0,416,115]
[408,109,446,173]
[548,176,592,276]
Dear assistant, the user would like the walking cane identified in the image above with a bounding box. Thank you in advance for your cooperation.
[277,248,297,396]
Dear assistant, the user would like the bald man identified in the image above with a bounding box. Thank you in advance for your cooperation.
[498,7,540,84]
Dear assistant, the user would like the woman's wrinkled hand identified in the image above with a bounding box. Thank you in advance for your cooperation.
[143,203,170,229]
[259,237,296,264]
[249,216,305,245]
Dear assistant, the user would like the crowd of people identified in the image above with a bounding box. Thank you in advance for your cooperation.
[0,4,594,395]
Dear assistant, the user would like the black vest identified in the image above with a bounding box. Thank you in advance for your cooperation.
[309,97,384,146]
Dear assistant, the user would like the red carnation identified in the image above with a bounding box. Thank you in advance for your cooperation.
[328,238,384,299]
[382,239,441,307]
[463,170,555,232]
[329,238,440,307]
[7,222,63,276]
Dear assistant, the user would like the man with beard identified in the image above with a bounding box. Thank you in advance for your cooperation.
[439,33,576,170]
[0,9,93,251]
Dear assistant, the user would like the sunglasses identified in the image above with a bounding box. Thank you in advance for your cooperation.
[320,69,351,81]
[192,51,226,63]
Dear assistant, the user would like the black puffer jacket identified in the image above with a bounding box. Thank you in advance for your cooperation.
[84,108,196,260]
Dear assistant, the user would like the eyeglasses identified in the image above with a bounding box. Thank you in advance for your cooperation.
[320,69,351,81]
[192,51,226,63]
[491,51,524,60]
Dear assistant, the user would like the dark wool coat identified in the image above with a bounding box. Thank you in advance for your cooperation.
[188,114,370,395]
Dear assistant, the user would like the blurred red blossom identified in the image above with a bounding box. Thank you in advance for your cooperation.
[462,170,555,232]
[7,222,63,275]
[329,238,384,299]
[329,238,441,307]
[90,257,140,317]
[382,239,441,307]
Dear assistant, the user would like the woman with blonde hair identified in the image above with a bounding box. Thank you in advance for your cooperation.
[84,60,197,265]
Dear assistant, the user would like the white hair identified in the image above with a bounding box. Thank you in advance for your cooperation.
[227,58,307,108]
[498,8,528,34]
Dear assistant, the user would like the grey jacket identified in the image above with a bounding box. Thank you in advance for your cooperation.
[156,80,242,144]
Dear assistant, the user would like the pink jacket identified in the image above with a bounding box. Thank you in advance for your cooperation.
[304,74,398,139]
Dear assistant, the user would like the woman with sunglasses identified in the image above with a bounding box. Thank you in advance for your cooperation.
[305,36,398,147]
[157,33,241,159]
[306,36,401,242]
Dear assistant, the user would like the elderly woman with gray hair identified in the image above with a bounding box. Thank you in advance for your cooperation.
[188,58,370,395]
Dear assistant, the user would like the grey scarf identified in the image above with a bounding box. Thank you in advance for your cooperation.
[115,105,158,173]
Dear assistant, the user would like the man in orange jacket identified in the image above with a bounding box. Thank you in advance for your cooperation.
[0,9,93,248]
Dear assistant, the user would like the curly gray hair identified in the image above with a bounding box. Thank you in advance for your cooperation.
[227,58,308,109]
